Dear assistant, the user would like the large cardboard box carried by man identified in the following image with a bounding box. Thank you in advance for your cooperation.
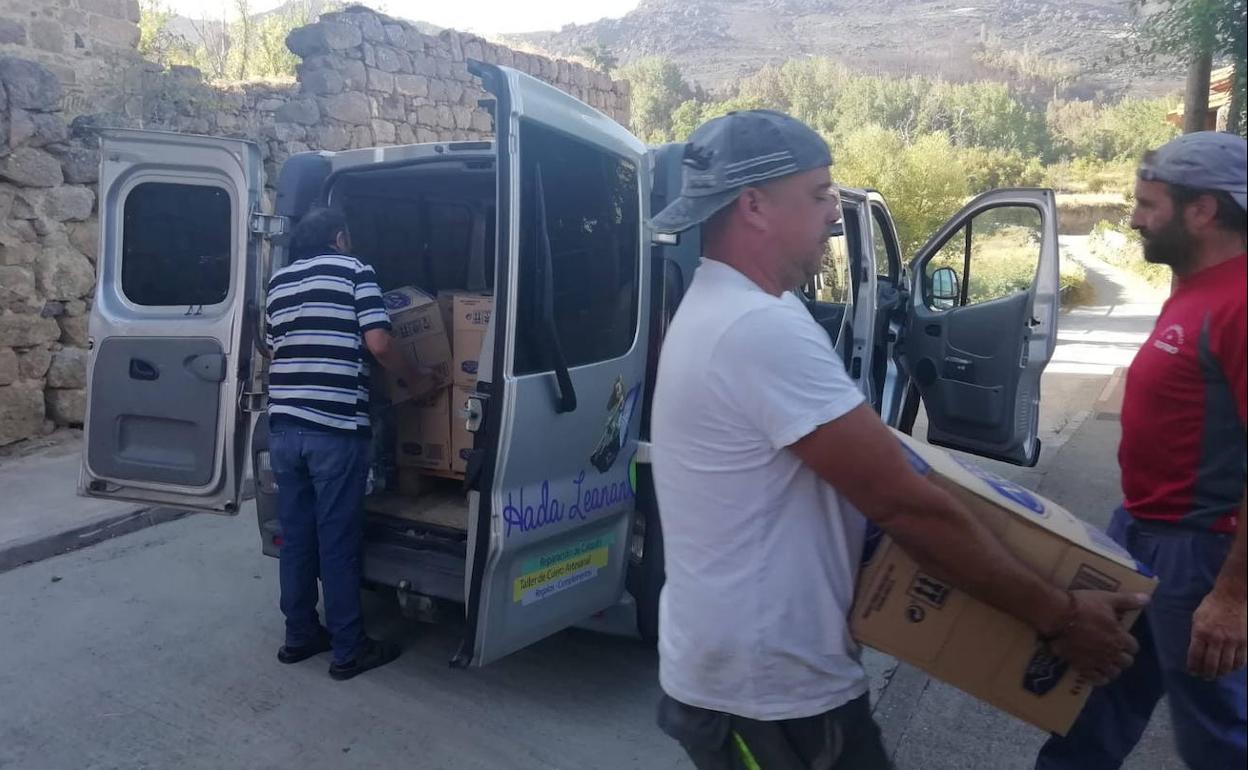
[851,430,1158,735]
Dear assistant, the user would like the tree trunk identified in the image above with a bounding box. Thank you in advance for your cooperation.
[1184,51,1213,133]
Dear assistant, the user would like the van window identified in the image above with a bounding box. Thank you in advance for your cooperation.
[515,121,640,375]
[924,205,1042,310]
[121,182,232,308]
[869,204,901,283]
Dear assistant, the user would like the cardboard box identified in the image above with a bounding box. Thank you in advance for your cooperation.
[850,430,1157,735]
[439,291,493,387]
[383,286,453,403]
[450,385,475,475]
[394,387,451,471]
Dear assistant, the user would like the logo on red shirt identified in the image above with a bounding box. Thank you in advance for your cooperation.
[1152,324,1185,355]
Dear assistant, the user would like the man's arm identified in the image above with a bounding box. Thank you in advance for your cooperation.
[1188,490,1247,679]
[791,405,1147,683]
[363,328,439,400]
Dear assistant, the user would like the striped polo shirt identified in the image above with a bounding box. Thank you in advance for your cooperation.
[265,253,392,435]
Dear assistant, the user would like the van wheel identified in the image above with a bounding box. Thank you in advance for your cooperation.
[627,468,664,644]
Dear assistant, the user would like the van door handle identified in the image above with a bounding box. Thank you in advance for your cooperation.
[129,358,158,381]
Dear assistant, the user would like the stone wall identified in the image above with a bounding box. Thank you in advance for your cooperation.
[0,58,94,445]
[0,0,143,117]
[0,5,629,446]
[129,7,629,181]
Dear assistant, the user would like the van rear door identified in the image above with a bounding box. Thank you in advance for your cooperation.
[80,130,265,513]
[458,64,649,666]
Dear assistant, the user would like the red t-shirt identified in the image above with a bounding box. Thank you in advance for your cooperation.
[1120,253,1247,534]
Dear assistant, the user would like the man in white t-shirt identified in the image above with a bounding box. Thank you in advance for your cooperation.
[648,110,1150,770]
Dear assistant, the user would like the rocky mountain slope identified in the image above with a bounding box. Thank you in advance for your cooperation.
[504,0,1180,97]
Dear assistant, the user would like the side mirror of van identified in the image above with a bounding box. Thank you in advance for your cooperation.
[930,266,960,310]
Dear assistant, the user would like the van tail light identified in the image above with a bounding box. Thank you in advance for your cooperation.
[257,450,278,494]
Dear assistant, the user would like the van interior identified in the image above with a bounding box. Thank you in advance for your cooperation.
[326,155,498,603]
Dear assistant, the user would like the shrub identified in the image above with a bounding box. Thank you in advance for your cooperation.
[958,146,1047,194]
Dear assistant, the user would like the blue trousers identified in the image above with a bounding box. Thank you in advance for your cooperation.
[1036,507,1246,770]
[270,425,370,665]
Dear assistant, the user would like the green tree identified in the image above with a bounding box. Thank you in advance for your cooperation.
[138,0,195,66]
[139,0,340,81]
[1132,0,1246,134]
[616,57,693,143]
[833,127,970,253]
[1047,98,1179,160]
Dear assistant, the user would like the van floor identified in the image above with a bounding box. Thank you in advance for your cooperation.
[364,486,469,534]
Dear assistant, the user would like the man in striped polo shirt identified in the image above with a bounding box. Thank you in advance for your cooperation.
[263,207,429,680]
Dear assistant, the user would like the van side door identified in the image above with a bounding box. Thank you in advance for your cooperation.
[459,64,649,666]
[80,130,264,513]
[900,189,1060,466]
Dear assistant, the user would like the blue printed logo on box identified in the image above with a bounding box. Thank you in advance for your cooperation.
[951,455,1047,517]
[384,291,413,310]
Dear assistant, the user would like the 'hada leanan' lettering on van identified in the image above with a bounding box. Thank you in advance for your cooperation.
[502,470,633,537]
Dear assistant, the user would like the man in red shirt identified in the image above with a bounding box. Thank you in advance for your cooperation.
[1037,132,1247,770]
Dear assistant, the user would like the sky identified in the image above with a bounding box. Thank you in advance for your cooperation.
[164,1,641,35]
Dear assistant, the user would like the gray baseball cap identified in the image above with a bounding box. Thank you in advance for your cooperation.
[1138,131,1247,211]
[650,110,833,234]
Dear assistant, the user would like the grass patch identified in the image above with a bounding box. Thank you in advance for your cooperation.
[1088,220,1172,289]
[1060,259,1094,306]
[1045,158,1136,196]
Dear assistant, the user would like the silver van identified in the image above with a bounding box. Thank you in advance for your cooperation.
[80,63,1061,667]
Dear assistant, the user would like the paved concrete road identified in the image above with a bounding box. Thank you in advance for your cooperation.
[0,510,689,770]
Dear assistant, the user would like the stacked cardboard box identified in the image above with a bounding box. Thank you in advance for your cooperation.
[440,291,493,475]
[394,387,451,472]
[390,287,493,481]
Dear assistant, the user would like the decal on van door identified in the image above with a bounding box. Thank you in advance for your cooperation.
[502,471,633,537]
[590,377,640,473]
[512,533,616,605]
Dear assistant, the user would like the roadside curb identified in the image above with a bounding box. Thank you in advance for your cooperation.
[1093,366,1127,420]
[0,507,192,575]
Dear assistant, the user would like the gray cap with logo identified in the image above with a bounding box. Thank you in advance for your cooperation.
[650,110,833,234]
[1138,131,1247,212]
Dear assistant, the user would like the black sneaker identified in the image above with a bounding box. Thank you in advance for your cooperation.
[328,638,401,681]
[277,629,333,664]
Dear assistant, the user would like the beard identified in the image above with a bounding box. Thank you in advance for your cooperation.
[1138,216,1192,270]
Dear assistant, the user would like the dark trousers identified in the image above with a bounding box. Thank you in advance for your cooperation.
[658,693,893,770]
[270,425,370,665]
[1036,507,1246,770]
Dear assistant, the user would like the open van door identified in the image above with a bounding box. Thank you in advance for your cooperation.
[902,189,1059,466]
[80,130,265,513]
[458,64,649,666]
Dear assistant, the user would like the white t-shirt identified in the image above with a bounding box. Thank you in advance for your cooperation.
[651,258,870,721]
